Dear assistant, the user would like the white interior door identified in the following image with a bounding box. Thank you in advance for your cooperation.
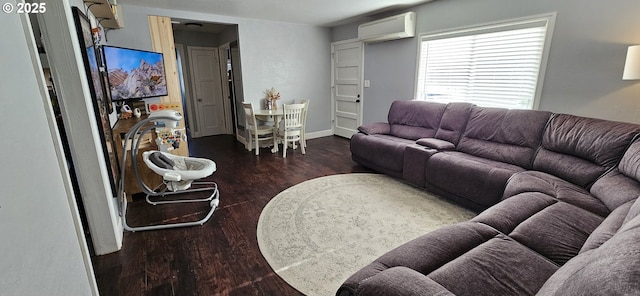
[332,40,363,138]
[188,46,226,137]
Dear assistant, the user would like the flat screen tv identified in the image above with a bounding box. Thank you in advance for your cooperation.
[102,45,168,101]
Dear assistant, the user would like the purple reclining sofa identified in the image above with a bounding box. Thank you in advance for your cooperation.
[340,100,640,296]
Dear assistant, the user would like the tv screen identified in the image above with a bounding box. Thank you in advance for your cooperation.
[102,45,168,101]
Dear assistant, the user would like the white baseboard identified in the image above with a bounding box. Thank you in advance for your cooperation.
[306,129,334,139]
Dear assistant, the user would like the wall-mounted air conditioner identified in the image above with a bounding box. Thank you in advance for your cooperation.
[358,12,416,43]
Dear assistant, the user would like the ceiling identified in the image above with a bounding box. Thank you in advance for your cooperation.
[118,0,434,27]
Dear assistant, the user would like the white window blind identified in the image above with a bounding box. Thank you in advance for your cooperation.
[415,16,554,109]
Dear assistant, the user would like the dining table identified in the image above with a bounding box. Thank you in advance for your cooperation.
[253,108,284,126]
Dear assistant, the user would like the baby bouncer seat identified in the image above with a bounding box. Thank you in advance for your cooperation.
[118,110,219,232]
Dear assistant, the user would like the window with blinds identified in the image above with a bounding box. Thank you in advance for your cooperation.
[415,15,555,109]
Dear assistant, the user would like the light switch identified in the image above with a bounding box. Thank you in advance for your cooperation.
[364,80,371,88]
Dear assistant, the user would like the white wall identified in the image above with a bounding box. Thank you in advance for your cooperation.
[333,0,640,124]
[219,25,239,46]
[0,2,97,294]
[109,4,333,134]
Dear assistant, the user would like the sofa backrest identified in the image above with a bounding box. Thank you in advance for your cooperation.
[388,100,446,140]
[457,107,552,168]
[533,114,640,189]
[590,138,640,211]
[434,102,474,145]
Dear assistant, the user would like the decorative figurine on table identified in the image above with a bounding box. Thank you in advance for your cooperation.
[264,87,281,110]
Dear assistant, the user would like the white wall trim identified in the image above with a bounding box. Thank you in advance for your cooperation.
[331,37,361,46]
[37,0,122,255]
[175,43,198,137]
[219,42,234,135]
[23,8,99,296]
[306,129,335,139]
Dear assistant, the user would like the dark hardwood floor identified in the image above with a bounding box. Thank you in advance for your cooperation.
[91,135,373,296]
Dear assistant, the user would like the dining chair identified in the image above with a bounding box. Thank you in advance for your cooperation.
[298,98,310,148]
[276,103,306,158]
[242,102,276,155]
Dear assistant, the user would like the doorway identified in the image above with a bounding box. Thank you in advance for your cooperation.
[218,41,245,140]
[188,46,226,137]
[229,41,245,142]
[332,39,364,138]
[172,20,244,140]
[28,12,95,253]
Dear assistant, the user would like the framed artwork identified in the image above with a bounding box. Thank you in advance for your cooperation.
[72,7,119,193]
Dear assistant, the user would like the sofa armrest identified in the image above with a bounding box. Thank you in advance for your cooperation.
[416,138,456,150]
[404,144,439,187]
[358,122,390,135]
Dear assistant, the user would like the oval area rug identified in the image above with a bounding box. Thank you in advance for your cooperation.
[257,173,476,295]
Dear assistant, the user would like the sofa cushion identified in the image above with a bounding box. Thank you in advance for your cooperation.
[589,169,640,212]
[533,114,640,188]
[580,199,634,253]
[350,133,414,177]
[345,267,454,296]
[503,171,610,216]
[581,194,640,254]
[472,192,556,234]
[457,107,551,168]
[433,102,474,145]
[388,100,446,140]
[589,139,640,211]
[337,222,498,295]
[536,215,640,296]
[425,151,526,208]
[618,138,640,179]
[429,233,558,296]
[338,222,559,296]
[624,194,640,224]
[473,193,604,265]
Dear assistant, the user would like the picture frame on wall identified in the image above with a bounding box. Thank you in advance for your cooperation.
[72,6,119,193]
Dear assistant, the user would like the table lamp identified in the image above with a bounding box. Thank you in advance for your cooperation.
[623,45,640,80]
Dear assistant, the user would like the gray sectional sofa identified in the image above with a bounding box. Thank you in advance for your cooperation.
[340,100,640,295]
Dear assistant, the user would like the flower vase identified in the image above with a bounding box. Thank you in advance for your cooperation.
[272,101,277,110]
[266,99,272,110]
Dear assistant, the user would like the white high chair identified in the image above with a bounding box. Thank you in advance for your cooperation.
[117,110,219,232]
